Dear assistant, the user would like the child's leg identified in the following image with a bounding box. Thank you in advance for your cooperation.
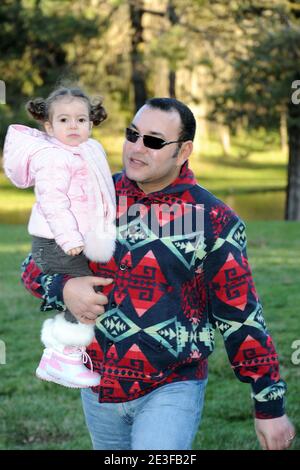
[32,235,92,324]
[31,236,91,277]
[32,237,100,387]
[64,310,78,323]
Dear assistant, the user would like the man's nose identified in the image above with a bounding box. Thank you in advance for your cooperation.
[131,135,147,152]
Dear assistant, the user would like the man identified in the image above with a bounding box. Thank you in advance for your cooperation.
[22,97,295,450]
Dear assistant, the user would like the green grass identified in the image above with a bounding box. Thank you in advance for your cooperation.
[0,222,299,450]
[0,226,92,450]
[190,130,287,194]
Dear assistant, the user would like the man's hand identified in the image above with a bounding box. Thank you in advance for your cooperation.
[63,276,113,325]
[255,414,296,450]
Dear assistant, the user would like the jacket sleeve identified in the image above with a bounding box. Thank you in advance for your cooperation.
[21,254,67,312]
[204,214,286,419]
[32,149,84,252]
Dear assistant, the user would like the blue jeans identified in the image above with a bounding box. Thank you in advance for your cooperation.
[81,379,207,450]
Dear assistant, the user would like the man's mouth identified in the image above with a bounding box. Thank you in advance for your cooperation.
[129,157,147,167]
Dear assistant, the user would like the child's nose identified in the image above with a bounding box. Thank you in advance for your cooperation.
[69,120,78,129]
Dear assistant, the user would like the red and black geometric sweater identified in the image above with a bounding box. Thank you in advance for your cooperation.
[21,162,286,418]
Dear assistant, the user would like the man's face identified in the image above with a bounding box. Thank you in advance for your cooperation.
[122,105,192,194]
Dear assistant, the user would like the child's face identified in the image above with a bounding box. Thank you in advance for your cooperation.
[44,97,92,146]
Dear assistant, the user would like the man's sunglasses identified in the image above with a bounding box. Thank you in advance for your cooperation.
[125,127,185,150]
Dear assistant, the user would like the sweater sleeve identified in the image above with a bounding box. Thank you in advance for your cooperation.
[32,149,84,252]
[204,214,286,418]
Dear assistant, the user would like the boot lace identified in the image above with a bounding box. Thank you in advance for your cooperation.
[64,346,94,372]
[80,348,94,372]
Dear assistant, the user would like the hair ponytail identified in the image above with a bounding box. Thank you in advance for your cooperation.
[90,98,107,126]
[26,98,48,122]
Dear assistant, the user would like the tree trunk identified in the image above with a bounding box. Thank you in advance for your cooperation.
[168,70,176,98]
[285,101,300,220]
[0,80,5,105]
[280,111,288,154]
[129,0,147,112]
[167,0,178,98]
[219,124,231,157]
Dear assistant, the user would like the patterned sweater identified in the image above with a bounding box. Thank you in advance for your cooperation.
[21,162,286,418]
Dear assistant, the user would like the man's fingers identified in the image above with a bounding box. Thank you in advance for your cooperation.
[285,435,296,449]
[79,308,104,324]
[89,304,105,316]
[258,433,268,450]
[62,276,112,322]
[264,434,291,450]
[79,316,96,325]
[92,292,108,305]
[267,429,296,450]
[88,276,114,286]
[79,304,105,320]
[262,432,283,450]
[267,438,279,451]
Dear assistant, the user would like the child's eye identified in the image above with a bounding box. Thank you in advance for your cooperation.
[60,118,67,123]
[78,118,87,123]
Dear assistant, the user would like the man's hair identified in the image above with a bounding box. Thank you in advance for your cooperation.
[145,97,196,142]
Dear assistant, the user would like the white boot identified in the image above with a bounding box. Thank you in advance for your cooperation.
[42,314,95,349]
[36,315,101,388]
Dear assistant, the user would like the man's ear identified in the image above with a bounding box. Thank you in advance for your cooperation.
[177,141,193,167]
[44,121,53,136]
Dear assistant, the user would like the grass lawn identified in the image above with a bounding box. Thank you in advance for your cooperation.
[0,222,299,450]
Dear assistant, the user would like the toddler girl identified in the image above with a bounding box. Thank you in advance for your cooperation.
[3,86,116,388]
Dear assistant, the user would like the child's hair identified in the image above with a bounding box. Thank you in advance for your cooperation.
[26,86,107,126]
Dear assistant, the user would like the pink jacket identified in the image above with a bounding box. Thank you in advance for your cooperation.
[3,125,116,262]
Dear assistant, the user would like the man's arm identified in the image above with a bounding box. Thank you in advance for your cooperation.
[21,254,113,324]
[204,215,295,449]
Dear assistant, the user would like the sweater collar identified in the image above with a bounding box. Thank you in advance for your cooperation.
[118,161,197,199]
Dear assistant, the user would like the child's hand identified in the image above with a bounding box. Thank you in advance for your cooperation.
[67,246,84,256]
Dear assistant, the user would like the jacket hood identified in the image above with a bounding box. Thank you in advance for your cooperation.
[3,124,59,188]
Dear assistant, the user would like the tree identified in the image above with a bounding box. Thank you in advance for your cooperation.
[128,0,148,111]
[0,0,101,143]
[198,0,300,220]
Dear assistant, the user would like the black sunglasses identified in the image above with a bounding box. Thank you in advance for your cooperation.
[125,127,185,150]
